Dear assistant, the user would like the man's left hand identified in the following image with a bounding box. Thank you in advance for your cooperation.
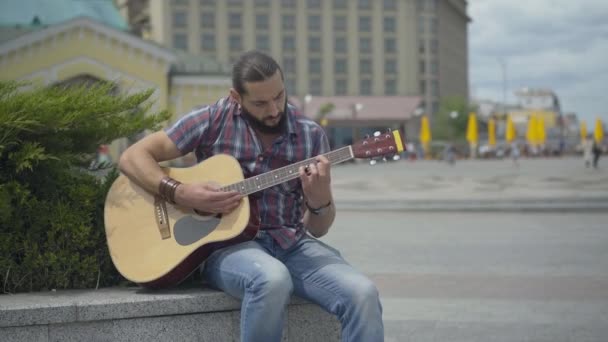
[299,155,332,208]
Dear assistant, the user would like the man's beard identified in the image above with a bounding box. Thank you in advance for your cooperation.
[240,101,288,135]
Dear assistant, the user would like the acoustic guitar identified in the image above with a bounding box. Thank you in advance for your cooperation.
[104,130,404,288]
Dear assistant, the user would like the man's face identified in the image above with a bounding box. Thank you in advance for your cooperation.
[233,70,287,134]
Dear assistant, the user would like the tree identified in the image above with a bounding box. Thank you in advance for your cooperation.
[0,81,170,293]
[431,96,477,141]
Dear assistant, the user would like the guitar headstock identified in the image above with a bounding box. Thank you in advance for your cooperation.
[352,129,404,162]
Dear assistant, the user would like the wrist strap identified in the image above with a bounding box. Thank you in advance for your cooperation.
[159,176,181,204]
[306,200,332,214]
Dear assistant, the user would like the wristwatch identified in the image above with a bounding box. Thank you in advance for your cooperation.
[305,200,332,215]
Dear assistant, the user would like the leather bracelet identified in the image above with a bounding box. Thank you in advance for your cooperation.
[305,200,332,215]
[159,176,182,204]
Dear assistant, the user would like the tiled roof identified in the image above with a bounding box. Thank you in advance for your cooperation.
[298,96,422,121]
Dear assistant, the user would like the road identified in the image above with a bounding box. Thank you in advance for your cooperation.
[323,211,608,342]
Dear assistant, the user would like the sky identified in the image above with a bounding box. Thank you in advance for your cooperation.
[469,0,608,124]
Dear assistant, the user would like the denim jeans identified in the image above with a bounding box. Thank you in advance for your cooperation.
[202,230,384,342]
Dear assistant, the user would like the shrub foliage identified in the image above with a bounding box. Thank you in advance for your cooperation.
[0,81,170,293]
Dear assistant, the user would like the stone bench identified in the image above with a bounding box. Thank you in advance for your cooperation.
[0,287,340,341]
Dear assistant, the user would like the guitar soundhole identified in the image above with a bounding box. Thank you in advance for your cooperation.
[194,208,222,219]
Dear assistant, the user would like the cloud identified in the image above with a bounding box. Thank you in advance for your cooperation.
[469,0,608,122]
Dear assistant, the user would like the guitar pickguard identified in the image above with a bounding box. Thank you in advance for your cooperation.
[173,214,221,246]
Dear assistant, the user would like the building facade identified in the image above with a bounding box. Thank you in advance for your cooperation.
[138,0,468,117]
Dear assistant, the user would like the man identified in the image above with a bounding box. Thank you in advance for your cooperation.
[118,51,383,342]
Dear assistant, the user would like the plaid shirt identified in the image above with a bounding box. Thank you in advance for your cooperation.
[165,96,330,249]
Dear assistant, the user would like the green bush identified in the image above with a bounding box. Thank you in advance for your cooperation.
[0,81,170,293]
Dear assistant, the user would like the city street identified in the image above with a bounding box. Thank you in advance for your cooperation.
[323,158,608,341]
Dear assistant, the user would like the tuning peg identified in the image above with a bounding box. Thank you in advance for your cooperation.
[369,159,377,166]
[364,134,370,139]
[386,128,392,133]
[373,131,381,137]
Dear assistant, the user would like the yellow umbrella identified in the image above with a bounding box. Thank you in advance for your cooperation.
[420,116,431,156]
[505,114,516,143]
[594,118,604,144]
[488,118,496,147]
[466,112,478,145]
[580,120,587,144]
[536,114,546,146]
[526,113,538,146]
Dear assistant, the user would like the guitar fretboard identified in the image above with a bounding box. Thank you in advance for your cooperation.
[221,146,353,195]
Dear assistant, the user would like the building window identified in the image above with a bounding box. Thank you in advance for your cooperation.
[431,39,438,54]
[385,79,397,95]
[282,0,296,8]
[420,80,426,94]
[308,15,321,31]
[256,14,269,30]
[432,101,439,114]
[431,80,439,96]
[309,78,322,95]
[283,57,296,74]
[309,58,321,73]
[359,16,371,32]
[360,59,372,74]
[419,60,426,73]
[385,59,396,74]
[336,79,347,95]
[384,17,396,32]
[309,36,321,52]
[254,0,270,7]
[430,17,438,33]
[173,33,188,50]
[282,15,295,30]
[418,39,425,54]
[385,38,396,53]
[282,35,295,51]
[334,15,347,31]
[201,12,214,29]
[335,36,347,53]
[335,58,347,74]
[173,11,187,28]
[229,35,242,51]
[417,0,424,11]
[360,79,372,95]
[383,0,396,10]
[334,0,348,9]
[200,0,215,6]
[359,37,371,53]
[358,0,371,10]
[256,35,270,51]
[418,16,425,34]
[307,0,321,8]
[173,0,188,5]
[227,0,243,6]
[201,34,215,50]
[229,13,242,29]
[431,61,438,75]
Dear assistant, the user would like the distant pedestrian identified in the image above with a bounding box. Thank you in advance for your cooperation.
[510,141,520,167]
[592,140,602,169]
[582,135,593,168]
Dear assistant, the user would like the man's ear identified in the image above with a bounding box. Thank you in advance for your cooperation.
[229,88,242,105]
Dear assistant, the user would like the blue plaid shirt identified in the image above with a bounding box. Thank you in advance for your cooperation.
[165,96,330,249]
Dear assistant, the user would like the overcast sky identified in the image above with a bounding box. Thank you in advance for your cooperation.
[469,0,608,124]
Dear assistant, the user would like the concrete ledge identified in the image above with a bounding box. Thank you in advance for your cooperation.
[0,287,340,341]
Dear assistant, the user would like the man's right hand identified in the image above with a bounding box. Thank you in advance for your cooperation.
[174,183,243,214]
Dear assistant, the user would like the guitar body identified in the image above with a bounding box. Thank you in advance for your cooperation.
[104,154,259,289]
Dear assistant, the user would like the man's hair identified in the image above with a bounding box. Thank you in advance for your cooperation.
[232,50,284,95]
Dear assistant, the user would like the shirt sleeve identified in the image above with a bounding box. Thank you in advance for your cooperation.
[164,102,224,155]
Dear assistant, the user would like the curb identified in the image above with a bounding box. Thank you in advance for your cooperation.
[336,198,608,212]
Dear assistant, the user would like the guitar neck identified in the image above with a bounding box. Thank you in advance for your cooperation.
[221,145,354,195]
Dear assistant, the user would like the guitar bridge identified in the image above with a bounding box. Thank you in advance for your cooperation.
[154,195,171,240]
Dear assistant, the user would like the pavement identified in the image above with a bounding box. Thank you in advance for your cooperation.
[331,157,608,211]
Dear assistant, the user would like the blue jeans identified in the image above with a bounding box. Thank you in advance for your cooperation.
[202,230,384,342]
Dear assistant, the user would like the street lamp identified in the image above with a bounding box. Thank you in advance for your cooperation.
[449,111,459,141]
[303,94,312,117]
[352,103,364,142]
